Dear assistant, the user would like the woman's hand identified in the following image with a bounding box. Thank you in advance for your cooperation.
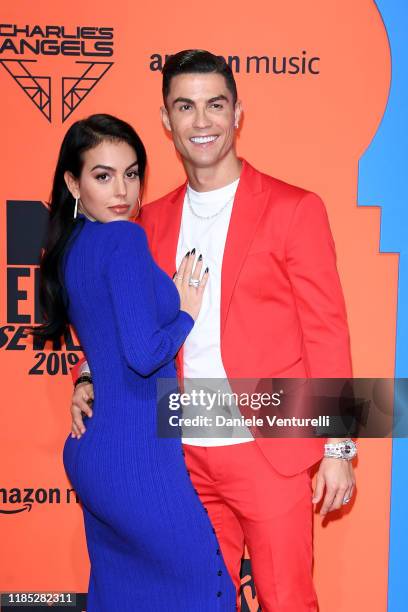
[173,250,209,321]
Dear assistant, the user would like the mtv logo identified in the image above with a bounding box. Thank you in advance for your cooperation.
[7,200,49,265]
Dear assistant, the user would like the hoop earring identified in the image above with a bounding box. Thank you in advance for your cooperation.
[74,197,79,219]
[137,197,141,216]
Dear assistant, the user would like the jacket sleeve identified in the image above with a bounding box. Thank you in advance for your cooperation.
[103,222,194,377]
[70,357,88,384]
[285,193,352,378]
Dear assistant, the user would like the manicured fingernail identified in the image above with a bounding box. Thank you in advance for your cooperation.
[198,254,203,261]
[185,251,190,257]
[191,248,196,255]
[205,267,209,273]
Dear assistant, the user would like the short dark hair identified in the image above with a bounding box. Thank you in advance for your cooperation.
[162,49,237,106]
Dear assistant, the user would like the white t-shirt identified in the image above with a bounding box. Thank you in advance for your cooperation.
[176,179,253,446]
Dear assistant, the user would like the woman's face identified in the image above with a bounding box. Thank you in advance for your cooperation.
[65,139,141,223]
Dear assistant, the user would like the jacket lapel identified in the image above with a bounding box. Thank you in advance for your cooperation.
[154,183,187,276]
[221,160,269,338]
[152,183,186,380]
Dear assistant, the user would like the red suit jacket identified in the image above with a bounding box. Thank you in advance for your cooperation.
[139,160,352,476]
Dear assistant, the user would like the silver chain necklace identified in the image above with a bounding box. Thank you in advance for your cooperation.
[186,187,235,221]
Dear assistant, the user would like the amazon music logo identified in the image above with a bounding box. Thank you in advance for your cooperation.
[1,200,82,375]
[150,51,320,75]
[0,24,114,122]
[0,487,80,515]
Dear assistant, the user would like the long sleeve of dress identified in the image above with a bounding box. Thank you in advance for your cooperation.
[103,221,194,377]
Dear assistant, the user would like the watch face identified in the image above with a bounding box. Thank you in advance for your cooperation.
[343,442,356,459]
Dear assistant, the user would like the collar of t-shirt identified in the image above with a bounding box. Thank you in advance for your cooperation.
[186,178,240,216]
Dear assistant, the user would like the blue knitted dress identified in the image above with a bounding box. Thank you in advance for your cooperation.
[62,218,235,611]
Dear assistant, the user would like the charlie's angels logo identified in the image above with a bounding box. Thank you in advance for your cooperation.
[0,58,113,122]
[0,24,114,122]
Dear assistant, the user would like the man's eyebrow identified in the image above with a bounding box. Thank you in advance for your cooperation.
[90,161,138,172]
[172,94,230,107]
[172,97,195,107]
[208,95,229,104]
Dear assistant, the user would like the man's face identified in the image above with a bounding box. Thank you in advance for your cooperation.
[161,73,242,170]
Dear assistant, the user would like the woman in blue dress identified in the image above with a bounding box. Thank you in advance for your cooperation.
[35,114,235,611]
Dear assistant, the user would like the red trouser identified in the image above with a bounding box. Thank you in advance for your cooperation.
[183,442,318,612]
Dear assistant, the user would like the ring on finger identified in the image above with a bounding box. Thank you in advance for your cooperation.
[342,497,351,505]
[188,278,200,288]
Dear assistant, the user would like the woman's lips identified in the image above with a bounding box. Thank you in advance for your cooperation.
[109,205,130,215]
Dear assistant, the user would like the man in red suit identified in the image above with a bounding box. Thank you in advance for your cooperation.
[71,50,356,611]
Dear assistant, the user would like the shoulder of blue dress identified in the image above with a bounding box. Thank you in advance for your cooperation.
[72,218,147,254]
[97,221,148,257]
[99,220,146,237]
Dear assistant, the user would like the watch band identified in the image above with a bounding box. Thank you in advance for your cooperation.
[74,374,93,388]
[324,439,357,460]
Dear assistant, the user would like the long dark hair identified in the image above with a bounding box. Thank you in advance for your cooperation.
[33,113,147,340]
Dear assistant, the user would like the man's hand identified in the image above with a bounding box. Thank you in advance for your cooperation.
[71,382,94,439]
[313,457,355,516]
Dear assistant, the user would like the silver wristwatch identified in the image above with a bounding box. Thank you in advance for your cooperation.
[324,439,357,461]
